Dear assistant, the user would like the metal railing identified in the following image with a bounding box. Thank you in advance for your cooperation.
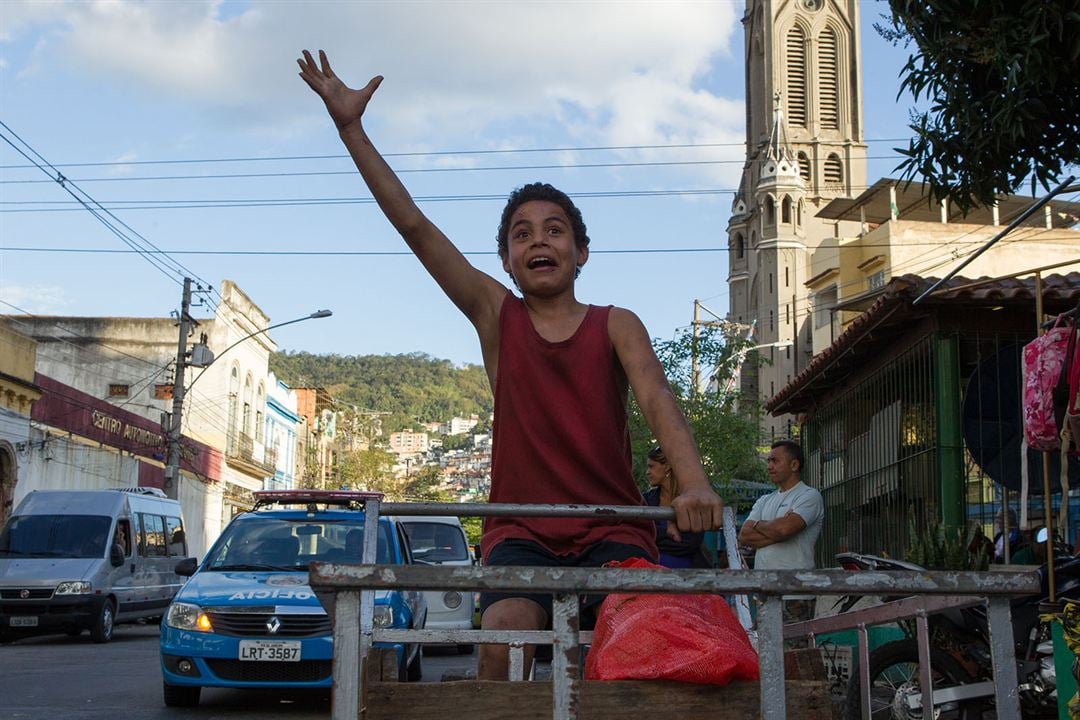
[308,499,1040,720]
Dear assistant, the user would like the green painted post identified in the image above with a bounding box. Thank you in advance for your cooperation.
[934,335,965,534]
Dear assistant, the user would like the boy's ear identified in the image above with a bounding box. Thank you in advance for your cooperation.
[500,251,512,275]
[576,244,589,267]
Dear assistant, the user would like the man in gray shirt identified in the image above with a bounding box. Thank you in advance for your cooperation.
[738,440,823,622]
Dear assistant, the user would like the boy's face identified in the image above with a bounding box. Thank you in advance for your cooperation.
[501,200,587,297]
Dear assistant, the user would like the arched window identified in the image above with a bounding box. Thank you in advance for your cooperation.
[734,233,745,260]
[797,199,804,226]
[228,366,240,442]
[255,383,265,443]
[765,196,776,226]
[797,152,811,183]
[786,26,808,127]
[781,195,792,224]
[824,154,844,189]
[818,26,840,130]
[243,375,253,437]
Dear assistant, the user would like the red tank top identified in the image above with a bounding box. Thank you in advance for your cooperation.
[482,294,657,561]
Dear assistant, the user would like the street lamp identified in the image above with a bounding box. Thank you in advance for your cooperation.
[163,306,333,495]
[186,309,333,390]
[709,339,794,396]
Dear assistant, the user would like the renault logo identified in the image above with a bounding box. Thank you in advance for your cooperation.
[266,616,282,634]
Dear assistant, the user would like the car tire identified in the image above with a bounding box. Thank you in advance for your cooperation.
[163,681,201,708]
[456,644,474,655]
[90,599,115,643]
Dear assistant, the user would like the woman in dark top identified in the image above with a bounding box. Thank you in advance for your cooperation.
[642,446,709,568]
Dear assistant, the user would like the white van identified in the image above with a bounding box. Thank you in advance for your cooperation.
[0,488,191,643]
[399,515,475,654]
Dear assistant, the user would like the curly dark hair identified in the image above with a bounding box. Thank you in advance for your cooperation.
[496,182,590,279]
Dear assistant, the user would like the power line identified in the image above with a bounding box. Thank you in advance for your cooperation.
[0,121,215,293]
[0,238,1019,257]
[0,155,911,185]
[0,138,914,171]
[0,188,737,213]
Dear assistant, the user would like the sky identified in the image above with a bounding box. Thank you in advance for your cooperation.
[0,0,919,372]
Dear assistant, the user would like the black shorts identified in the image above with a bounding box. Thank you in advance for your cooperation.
[479,538,653,629]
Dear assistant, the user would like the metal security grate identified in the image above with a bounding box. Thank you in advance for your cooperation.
[206,611,331,638]
[206,659,332,683]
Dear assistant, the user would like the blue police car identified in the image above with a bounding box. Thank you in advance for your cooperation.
[160,490,426,707]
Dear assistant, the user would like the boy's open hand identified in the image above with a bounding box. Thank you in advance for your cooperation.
[297,49,382,131]
[669,486,724,538]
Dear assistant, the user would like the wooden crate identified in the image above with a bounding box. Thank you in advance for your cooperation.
[359,649,833,720]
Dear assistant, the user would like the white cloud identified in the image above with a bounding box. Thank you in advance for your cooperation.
[0,284,70,314]
[0,0,745,164]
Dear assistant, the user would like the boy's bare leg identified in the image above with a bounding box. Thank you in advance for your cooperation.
[477,598,548,680]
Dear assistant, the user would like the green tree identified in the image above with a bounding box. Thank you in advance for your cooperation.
[402,464,453,502]
[440,433,472,452]
[878,0,1080,212]
[270,351,493,434]
[629,326,765,499]
[337,447,402,497]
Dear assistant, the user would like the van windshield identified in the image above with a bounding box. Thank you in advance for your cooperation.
[402,521,469,563]
[0,515,113,559]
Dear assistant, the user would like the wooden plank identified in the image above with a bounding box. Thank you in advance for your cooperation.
[362,679,832,720]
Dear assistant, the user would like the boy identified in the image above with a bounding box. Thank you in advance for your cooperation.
[298,50,723,680]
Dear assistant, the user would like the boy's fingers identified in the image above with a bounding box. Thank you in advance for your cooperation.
[319,49,335,78]
[364,75,384,95]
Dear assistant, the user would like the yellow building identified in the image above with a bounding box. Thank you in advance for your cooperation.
[806,179,1080,355]
[0,321,42,524]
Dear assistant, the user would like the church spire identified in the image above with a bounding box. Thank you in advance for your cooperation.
[765,91,794,164]
[757,91,803,189]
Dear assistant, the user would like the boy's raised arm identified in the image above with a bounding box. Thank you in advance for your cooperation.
[608,308,724,534]
[297,50,505,328]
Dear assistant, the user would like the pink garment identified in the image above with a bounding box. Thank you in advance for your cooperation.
[1022,318,1076,452]
[482,294,656,561]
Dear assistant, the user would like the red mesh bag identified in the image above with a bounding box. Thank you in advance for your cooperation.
[584,558,759,684]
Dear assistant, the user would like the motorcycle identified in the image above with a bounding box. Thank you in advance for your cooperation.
[838,535,1080,720]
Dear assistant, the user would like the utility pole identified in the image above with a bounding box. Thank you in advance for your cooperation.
[164,277,193,500]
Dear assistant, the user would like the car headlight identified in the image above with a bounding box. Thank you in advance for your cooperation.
[166,602,214,632]
[54,581,92,595]
[443,591,463,609]
[373,605,394,628]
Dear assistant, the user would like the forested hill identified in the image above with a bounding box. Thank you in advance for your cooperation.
[270,351,493,433]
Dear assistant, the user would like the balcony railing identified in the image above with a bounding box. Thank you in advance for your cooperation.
[226,431,275,477]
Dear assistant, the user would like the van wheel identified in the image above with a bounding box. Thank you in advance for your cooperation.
[90,599,115,643]
[163,681,201,707]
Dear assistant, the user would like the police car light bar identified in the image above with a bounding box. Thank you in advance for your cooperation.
[252,489,385,508]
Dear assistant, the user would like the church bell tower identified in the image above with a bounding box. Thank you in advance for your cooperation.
[726,0,867,439]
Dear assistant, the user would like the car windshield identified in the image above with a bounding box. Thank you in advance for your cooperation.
[402,521,470,563]
[0,514,113,559]
[204,515,394,571]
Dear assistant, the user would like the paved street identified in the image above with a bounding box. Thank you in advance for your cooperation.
[0,624,479,720]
